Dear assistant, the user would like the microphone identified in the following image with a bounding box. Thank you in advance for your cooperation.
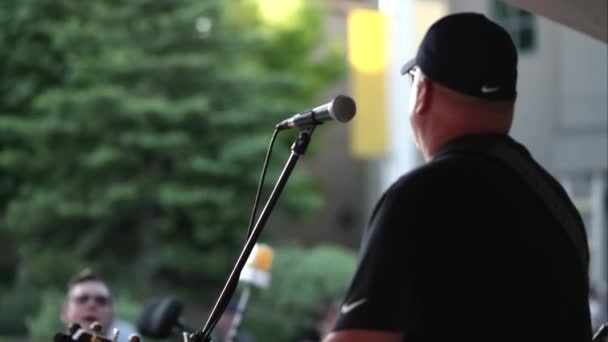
[276,95,356,130]
[137,296,193,338]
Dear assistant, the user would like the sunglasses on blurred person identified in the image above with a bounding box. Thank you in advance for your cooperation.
[71,294,111,306]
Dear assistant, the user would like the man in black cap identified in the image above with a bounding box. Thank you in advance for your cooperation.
[324,12,592,342]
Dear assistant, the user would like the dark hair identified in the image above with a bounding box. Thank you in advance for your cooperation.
[67,268,107,292]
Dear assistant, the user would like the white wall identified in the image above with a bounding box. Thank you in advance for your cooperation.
[553,26,608,174]
[509,15,562,173]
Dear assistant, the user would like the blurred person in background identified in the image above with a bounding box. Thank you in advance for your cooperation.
[316,299,338,340]
[61,269,140,342]
[212,299,254,342]
[292,298,339,341]
[324,12,591,342]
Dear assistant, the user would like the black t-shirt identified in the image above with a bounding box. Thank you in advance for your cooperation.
[333,134,592,341]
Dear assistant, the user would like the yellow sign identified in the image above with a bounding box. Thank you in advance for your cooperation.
[348,9,388,158]
[246,243,274,273]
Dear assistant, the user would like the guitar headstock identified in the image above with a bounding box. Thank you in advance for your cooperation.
[54,322,141,342]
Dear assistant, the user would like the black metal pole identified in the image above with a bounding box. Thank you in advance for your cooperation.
[190,128,314,342]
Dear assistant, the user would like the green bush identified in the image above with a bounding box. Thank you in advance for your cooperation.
[112,291,143,328]
[240,244,356,341]
[0,337,27,342]
[0,287,41,335]
[26,289,64,341]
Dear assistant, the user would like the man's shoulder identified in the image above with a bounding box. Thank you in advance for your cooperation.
[380,147,534,217]
[388,152,489,194]
[369,156,480,223]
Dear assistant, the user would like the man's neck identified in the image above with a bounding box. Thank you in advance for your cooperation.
[426,129,509,161]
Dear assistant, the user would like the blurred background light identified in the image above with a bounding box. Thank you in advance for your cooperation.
[256,0,304,29]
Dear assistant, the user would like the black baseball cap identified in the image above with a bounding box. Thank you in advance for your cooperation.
[401,12,518,101]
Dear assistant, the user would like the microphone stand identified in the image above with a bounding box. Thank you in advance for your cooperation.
[225,283,251,342]
[189,127,315,342]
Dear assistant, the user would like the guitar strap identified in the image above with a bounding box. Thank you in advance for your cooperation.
[441,139,589,274]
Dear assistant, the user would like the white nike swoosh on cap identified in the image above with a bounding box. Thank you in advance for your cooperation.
[340,298,367,314]
[481,85,501,93]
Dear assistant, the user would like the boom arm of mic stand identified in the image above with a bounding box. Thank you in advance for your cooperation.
[189,128,314,342]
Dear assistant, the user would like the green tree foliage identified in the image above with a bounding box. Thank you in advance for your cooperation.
[0,287,40,335]
[0,0,70,292]
[0,0,343,303]
[24,289,64,341]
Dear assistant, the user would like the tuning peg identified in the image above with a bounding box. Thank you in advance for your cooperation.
[90,321,103,334]
[128,334,141,342]
[69,323,82,335]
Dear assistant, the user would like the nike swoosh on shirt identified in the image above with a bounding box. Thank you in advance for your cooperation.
[481,85,501,93]
[340,298,367,314]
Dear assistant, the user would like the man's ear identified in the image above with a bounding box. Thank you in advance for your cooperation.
[414,77,433,115]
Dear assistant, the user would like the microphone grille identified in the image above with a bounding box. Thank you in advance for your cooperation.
[137,297,183,338]
[329,95,356,123]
